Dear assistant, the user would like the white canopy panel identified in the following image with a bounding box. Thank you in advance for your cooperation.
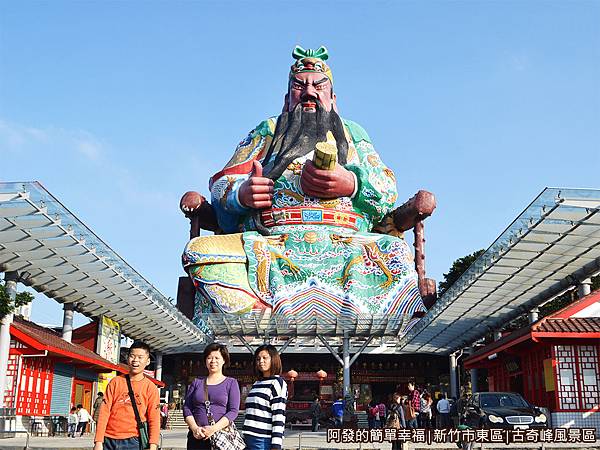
[0,182,207,353]
[398,187,600,354]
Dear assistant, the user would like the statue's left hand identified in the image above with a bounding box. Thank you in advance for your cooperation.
[300,160,355,199]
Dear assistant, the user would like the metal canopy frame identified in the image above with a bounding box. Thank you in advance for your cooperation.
[199,311,418,354]
[201,310,414,395]
[0,182,207,353]
[204,311,414,337]
[4,183,598,359]
[398,187,600,355]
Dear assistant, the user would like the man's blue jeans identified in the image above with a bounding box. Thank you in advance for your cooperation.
[244,434,271,450]
[406,418,418,429]
[103,437,140,450]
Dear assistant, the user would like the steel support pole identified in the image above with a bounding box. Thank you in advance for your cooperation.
[0,272,18,408]
[62,303,75,342]
[468,346,478,394]
[317,333,373,398]
[449,352,458,399]
[237,335,255,355]
[470,368,478,394]
[342,332,350,397]
[155,352,163,382]
[528,307,540,324]
[578,278,592,298]
[278,338,294,355]
[316,335,343,365]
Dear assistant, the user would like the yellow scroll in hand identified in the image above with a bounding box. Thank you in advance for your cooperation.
[313,131,337,171]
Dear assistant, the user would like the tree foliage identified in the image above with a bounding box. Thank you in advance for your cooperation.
[438,249,485,296]
[0,281,34,320]
[506,275,600,331]
[438,249,599,333]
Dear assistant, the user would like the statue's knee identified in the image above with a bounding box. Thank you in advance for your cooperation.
[188,262,259,314]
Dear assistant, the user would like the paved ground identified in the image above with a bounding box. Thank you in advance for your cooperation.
[0,429,598,450]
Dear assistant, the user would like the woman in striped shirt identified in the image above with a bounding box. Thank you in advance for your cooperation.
[243,344,288,450]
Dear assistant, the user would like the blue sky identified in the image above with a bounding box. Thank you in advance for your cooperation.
[1,1,599,327]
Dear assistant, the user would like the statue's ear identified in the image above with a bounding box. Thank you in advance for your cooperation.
[283,93,289,112]
[332,92,338,113]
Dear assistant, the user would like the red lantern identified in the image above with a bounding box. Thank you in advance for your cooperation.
[316,369,327,379]
[287,369,298,380]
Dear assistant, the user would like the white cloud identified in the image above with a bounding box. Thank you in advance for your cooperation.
[0,119,49,150]
[500,50,531,73]
[0,118,104,161]
[0,117,176,213]
[73,132,103,161]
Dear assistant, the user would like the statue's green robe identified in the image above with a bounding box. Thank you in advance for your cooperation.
[183,117,424,330]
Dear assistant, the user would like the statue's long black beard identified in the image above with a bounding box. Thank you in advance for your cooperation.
[262,100,348,180]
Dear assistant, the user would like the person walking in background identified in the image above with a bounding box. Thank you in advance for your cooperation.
[387,393,405,450]
[388,393,406,426]
[76,404,91,436]
[431,394,442,430]
[419,392,432,428]
[436,393,451,429]
[450,396,459,427]
[160,402,169,430]
[94,340,161,450]
[456,390,468,417]
[331,396,344,427]
[367,400,378,429]
[456,390,469,426]
[407,382,420,422]
[342,393,355,427]
[243,344,288,450]
[67,407,78,438]
[183,343,240,450]
[377,400,387,428]
[309,395,321,432]
[403,397,418,429]
[92,392,104,424]
[167,402,176,430]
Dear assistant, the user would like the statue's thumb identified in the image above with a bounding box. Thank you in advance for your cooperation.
[252,160,263,178]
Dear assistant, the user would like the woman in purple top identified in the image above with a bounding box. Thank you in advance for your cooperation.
[183,343,240,450]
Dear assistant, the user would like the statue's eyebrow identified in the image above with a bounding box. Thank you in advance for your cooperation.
[292,77,330,86]
[313,77,330,86]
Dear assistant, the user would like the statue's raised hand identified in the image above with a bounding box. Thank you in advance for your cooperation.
[239,160,274,209]
[301,160,355,199]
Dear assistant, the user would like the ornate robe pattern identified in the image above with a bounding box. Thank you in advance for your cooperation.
[183,117,425,329]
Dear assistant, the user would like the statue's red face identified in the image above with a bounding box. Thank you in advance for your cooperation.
[287,71,336,113]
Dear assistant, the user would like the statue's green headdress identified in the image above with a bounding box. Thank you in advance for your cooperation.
[289,45,333,85]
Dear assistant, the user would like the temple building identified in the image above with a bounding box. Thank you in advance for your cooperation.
[5,316,163,434]
[465,288,600,431]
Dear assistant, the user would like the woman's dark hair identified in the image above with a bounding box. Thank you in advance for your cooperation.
[203,342,230,368]
[253,344,282,377]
